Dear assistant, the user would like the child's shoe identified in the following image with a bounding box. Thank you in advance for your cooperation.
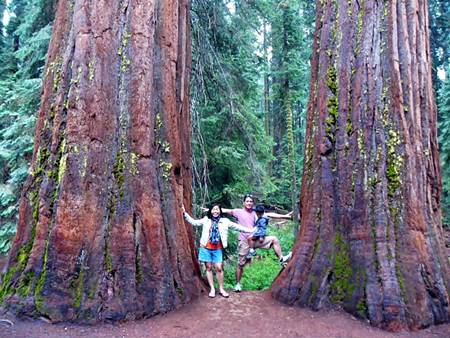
[246,248,257,259]
[279,251,292,265]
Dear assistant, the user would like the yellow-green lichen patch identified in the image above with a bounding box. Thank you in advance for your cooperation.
[33,146,50,177]
[155,113,163,131]
[17,271,34,297]
[130,152,140,175]
[395,264,406,299]
[34,240,49,310]
[357,132,365,156]
[58,154,68,183]
[346,120,353,135]
[159,160,173,181]
[104,248,113,273]
[113,150,126,198]
[356,297,367,318]
[47,57,63,91]
[386,129,403,197]
[70,66,82,85]
[73,269,85,308]
[162,141,171,153]
[87,283,97,300]
[118,30,132,72]
[0,266,18,302]
[347,0,353,17]
[88,58,96,82]
[326,65,339,143]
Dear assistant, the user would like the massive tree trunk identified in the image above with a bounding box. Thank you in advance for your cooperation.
[0,0,204,322]
[272,0,450,331]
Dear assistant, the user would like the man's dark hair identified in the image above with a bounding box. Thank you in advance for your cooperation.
[207,204,223,218]
[243,193,254,202]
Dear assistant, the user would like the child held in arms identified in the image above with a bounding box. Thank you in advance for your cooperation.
[246,204,269,259]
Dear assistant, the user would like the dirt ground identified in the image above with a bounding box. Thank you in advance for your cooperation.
[0,289,449,338]
[1,242,450,338]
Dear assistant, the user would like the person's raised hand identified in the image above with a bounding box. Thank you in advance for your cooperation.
[181,204,186,213]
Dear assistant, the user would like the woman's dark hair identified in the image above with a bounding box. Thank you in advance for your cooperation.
[207,204,223,218]
[243,193,254,202]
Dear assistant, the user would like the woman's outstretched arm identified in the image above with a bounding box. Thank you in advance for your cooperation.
[182,205,206,226]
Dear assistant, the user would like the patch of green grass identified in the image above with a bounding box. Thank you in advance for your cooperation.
[222,221,297,291]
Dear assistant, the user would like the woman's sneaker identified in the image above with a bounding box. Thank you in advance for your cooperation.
[234,283,242,292]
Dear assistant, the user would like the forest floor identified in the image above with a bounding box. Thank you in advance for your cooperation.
[1,288,449,338]
[1,231,450,338]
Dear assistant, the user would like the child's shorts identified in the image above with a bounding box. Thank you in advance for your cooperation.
[198,247,223,263]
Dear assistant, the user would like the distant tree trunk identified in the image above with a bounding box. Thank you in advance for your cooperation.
[272,0,450,331]
[271,8,289,163]
[0,0,204,322]
[285,93,299,232]
[263,20,270,137]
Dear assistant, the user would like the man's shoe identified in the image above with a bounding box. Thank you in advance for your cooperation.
[234,283,242,292]
[280,251,292,264]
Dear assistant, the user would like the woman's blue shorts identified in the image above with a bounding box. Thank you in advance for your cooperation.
[198,247,223,263]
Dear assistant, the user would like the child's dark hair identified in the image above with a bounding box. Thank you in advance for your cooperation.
[254,204,265,214]
[207,204,223,218]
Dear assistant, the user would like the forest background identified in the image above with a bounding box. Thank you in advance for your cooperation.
[0,0,448,287]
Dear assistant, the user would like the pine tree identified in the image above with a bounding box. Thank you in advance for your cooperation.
[429,0,450,93]
[0,0,55,255]
[266,0,314,208]
[438,69,450,225]
[190,0,273,205]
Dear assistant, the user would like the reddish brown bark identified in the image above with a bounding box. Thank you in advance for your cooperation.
[0,0,204,322]
[272,0,450,331]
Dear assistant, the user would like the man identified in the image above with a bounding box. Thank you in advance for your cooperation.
[221,194,292,292]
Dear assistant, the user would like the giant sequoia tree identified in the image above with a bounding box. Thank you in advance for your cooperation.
[0,0,204,322]
[272,0,450,331]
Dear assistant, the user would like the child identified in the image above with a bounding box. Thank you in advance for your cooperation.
[246,204,269,259]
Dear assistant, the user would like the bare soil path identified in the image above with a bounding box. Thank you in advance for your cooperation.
[1,290,449,338]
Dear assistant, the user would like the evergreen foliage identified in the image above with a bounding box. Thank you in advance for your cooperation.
[438,68,450,226]
[265,0,314,208]
[190,0,314,209]
[190,0,275,206]
[429,0,450,93]
[0,0,55,254]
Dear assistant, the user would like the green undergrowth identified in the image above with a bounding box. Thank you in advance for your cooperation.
[219,221,296,291]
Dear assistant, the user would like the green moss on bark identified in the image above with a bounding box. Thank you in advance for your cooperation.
[330,233,354,302]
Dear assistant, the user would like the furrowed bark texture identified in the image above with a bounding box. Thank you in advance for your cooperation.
[272,0,449,331]
[0,0,204,322]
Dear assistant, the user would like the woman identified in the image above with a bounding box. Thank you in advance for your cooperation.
[182,204,255,298]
